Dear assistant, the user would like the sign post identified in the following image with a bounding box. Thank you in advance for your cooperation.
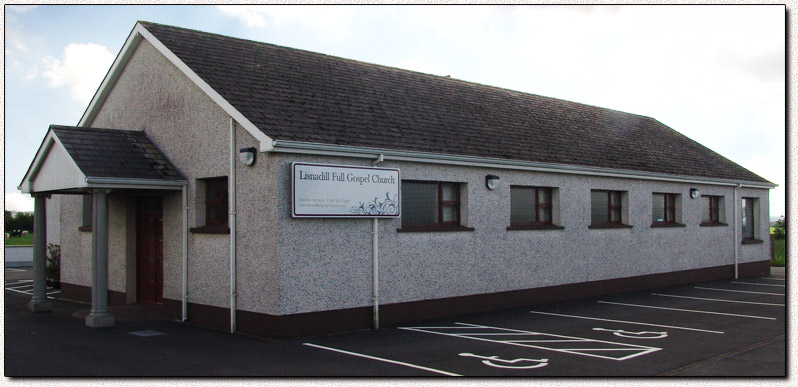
[292,162,401,330]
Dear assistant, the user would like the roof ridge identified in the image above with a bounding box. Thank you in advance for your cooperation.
[138,21,651,121]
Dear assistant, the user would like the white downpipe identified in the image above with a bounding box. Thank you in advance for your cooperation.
[733,184,741,279]
[182,185,188,321]
[230,117,238,333]
[371,154,384,330]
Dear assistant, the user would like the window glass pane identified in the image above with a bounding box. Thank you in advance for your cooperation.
[538,188,550,204]
[442,206,457,223]
[511,187,535,224]
[208,206,219,223]
[610,208,620,222]
[402,182,438,225]
[701,197,711,222]
[539,207,551,223]
[742,198,754,238]
[652,194,665,222]
[610,192,620,205]
[710,197,720,222]
[441,184,456,201]
[82,195,93,227]
[591,191,608,224]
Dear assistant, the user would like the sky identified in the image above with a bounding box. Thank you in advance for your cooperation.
[3,4,787,218]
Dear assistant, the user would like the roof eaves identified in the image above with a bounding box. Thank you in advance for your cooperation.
[272,139,776,189]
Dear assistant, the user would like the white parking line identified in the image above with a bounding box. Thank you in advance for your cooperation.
[401,322,661,361]
[7,284,34,290]
[695,287,784,296]
[529,311,724,334]
[5,288,33,295]
[759,278,785,281]
[303,343,461,376]
[4,268,27,272]
[597,301,777,320]
[651,293,785,307]
[731,281,785,288]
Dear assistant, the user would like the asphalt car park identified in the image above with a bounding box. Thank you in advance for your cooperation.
[4,266,786,376]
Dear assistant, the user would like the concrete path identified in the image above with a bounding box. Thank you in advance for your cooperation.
[5,246,33,267]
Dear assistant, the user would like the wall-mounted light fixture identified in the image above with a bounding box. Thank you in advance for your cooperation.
[486,174,501,190]
[238,147,257,166]
[690,188,700,199]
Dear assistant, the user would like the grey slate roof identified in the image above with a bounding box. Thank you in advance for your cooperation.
[52,125,185,181]
[140,21,769,184]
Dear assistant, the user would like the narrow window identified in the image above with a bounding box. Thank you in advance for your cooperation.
[701,195,722,224]
[742,197,755,240]
[511,187,553,226]
[79,194,93,231]
[591,190,623,225]
[205,177,229,228]
[401,181,462,229]
[652,193,677,224]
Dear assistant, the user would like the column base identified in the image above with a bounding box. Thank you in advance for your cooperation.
[27,300,52,313]
[85,313,115,328]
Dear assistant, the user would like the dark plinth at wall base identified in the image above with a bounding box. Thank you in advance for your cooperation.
[162,299,371,338]
[59,282,127,306]
[161,260,771,339]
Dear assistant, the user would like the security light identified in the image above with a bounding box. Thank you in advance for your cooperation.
[239,147,257,166]
[486,174,500,190]
[690,188,700,199]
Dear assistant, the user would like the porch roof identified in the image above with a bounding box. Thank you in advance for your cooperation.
[19,125,187,194]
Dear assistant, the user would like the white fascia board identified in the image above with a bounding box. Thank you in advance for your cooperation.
[135,24,273,151]
[85,177,187,191]
[271,140,777,189]
[79,23,274,151]
[78,25,143,128]
[18,129,88,194]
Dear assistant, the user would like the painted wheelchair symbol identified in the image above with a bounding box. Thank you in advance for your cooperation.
[592,328,668,339]
[459,353,549,369]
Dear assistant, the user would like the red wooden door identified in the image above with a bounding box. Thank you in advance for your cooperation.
[136,197,163,305]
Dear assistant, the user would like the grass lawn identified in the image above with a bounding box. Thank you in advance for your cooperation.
[5,234,33,246]
[771,238,785,267]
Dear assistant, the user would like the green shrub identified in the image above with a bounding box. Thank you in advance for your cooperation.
[46,243,60,287]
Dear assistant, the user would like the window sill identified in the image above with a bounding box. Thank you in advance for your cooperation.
[397,225,475,233]
[741,238,763,245]
[651,222,686,228]
[189,226,230,234]
[588,223,633,229]
[700,222,728,227]
[78,226,92,232]
[507,224,565,231]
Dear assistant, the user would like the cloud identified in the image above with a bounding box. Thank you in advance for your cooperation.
[218,5,265,28]
[5,192,34,213]
[42,43,114,104]
[217,5,355,38]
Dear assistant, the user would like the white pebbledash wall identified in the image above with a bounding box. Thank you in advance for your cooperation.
[58,37,771,318]
[271,154,770,315]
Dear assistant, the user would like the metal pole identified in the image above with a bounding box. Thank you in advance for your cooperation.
[733,184,740,279]
[371,154,384,330]
[28,194,51,312]
[182,185,188,321]
[229,117,237,333]
[372,218,379,330]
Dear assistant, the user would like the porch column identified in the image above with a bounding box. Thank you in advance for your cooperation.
[28,194,52,312]
[85,189,115,328]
